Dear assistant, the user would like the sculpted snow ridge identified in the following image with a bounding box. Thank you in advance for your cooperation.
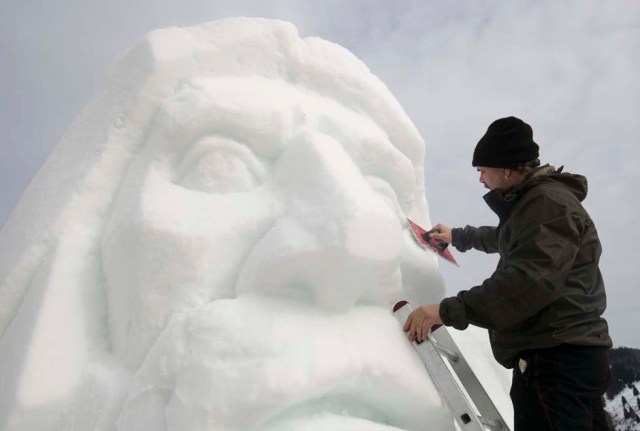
[0,18,450,430]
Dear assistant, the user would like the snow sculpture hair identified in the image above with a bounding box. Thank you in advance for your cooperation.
[0,18,447,431]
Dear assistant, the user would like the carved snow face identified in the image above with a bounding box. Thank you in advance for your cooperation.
[101,76,419,366]
[102,76,446,430]
[1,20,448,431]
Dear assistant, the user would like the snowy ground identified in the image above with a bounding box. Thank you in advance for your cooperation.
[605,381,640,431]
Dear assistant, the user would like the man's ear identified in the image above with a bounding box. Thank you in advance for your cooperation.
[503,169,511,180]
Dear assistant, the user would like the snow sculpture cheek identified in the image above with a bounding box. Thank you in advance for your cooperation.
[101,95,282,367]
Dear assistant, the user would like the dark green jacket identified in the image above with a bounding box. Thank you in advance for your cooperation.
[440,165,612,368]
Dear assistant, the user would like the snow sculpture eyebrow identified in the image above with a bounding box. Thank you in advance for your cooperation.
[165,77,301,160]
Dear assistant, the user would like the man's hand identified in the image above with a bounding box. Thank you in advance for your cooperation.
[403,304,443,343]
[427,223,452,244]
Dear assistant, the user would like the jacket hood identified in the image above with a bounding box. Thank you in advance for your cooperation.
[483,164,589,224]
[521,165,588,202]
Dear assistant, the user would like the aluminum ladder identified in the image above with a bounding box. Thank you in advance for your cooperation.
[393,301,510,431]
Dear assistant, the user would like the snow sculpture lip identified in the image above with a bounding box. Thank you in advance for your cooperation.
[118,296,450,430]
[0,17,448,431]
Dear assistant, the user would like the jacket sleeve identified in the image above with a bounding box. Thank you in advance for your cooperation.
[451,226,499,254]
[440,194,585,331]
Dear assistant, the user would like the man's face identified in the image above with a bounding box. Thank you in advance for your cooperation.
[476,166,511,190]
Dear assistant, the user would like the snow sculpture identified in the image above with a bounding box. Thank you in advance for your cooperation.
[0,18,450,430]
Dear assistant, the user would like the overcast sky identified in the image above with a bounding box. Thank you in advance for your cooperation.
[1,0,639,348]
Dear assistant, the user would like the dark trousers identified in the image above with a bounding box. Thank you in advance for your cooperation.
[510,344,612,431]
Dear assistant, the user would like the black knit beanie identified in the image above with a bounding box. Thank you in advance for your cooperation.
[472,117,539,168]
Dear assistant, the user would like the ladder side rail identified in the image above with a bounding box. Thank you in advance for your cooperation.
[394,304,488,431]
[432,327,509,430]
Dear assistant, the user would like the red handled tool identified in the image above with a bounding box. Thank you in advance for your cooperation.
[407,218,459,267]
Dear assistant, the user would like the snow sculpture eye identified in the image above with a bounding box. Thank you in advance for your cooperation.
[176,136,266,194]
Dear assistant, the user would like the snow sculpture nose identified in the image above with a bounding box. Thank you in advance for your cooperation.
[236,130,404,309]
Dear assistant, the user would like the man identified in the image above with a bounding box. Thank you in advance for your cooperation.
[404,116,613,430]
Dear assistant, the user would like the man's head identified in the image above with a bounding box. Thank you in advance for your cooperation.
[473,116,540,190]
[473,116,539,168]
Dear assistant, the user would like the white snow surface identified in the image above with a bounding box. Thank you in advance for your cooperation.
[605,381,640,430]
[0,18,511,431]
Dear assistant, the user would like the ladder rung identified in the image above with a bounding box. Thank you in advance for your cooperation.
[432,338,459,362]
[478,416,503,430]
